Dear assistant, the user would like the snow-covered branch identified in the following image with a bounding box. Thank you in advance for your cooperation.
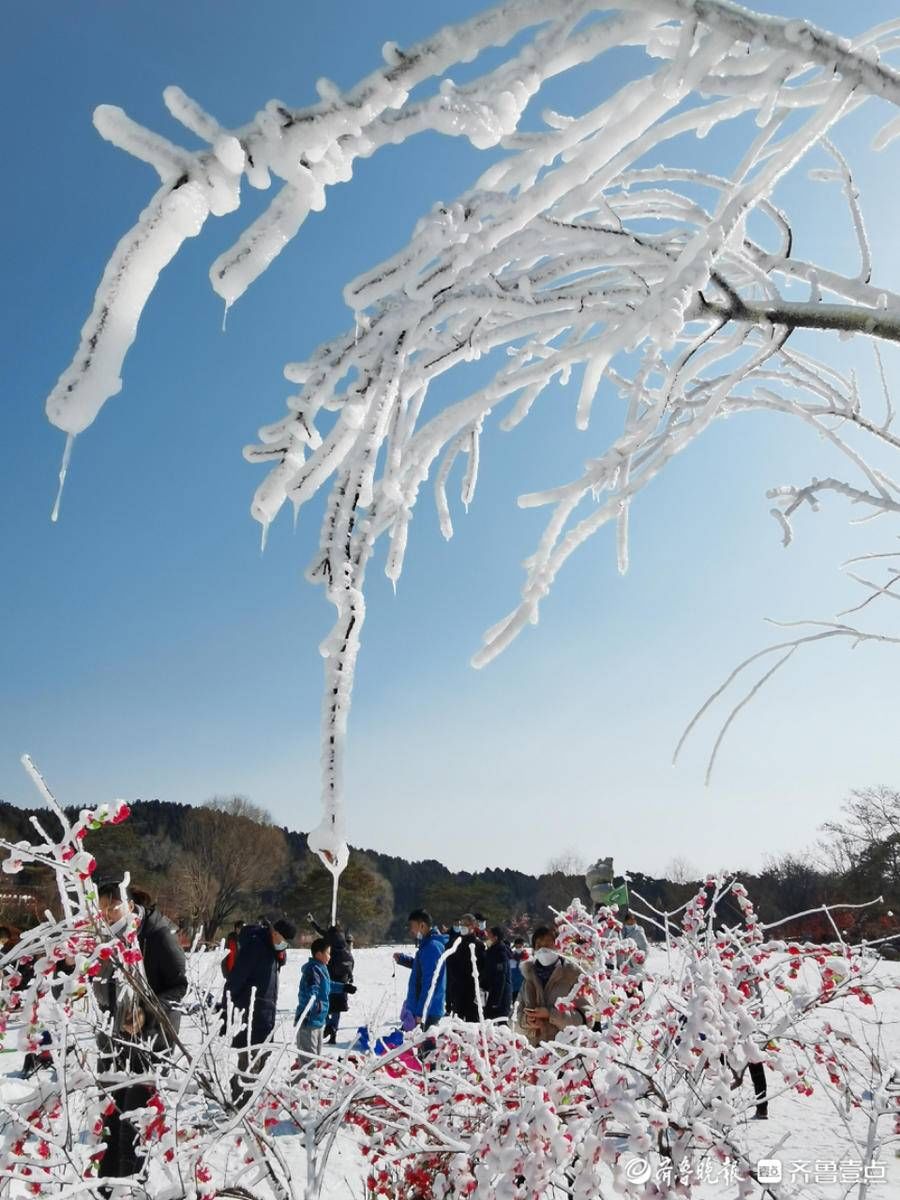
[3,776,898,1198]
[42,0,900,861]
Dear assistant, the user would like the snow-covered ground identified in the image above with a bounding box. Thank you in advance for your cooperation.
[2,944,898,1197]
[278,945,900,1198]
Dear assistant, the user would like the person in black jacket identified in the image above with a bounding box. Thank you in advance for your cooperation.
[224,916,296,1100]
[94,880,188,1189]
[307,915,355,1045]
[482,926,512,1020]
[445,913,485,1022]
[443,921,465,1017]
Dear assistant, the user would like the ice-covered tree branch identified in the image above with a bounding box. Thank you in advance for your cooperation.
[701,298,900,346]
[43,0,900,862]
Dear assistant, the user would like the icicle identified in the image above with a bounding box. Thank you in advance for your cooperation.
[330,871,339,926]
[385,510,410,583]
[308,825,349,910]
[210,185,310,308]
[616,500,630,575]
[461,424,481,510]
[47,180,210,438]
[661,18,696,102]
[50,433,75,523]
[873,113,900,151]
[501,382,546,432]
[577,351,612,431]
[260,520,270,555]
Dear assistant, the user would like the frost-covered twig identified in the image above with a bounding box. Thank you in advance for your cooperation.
[41,0,900,867]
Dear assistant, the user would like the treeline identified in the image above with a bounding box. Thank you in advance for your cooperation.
[1,787,897,949]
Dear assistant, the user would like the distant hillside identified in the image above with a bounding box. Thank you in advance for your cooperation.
[1,797,895,946]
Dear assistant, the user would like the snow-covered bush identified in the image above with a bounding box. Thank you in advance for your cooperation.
[2,777,897,1197]
[307,887,897,1200]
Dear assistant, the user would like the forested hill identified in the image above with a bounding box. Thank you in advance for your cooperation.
[1,797,896,946]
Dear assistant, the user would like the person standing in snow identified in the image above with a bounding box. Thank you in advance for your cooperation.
[617,908,649,995]
[295,937,357,1063]
[482,926,512,1020]
[443,918,466,1017]
[93,880,187,1187]
[306,914,355,1045]
[619,909,648,954]
[517,925,588,1046]
[509,937,527,1009]
[393,909,447,1030]
[223,916,296,1100]
[738,978,768,1120]
[444,912,485,1022]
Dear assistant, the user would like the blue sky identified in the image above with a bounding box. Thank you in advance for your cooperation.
[2,1,898,878]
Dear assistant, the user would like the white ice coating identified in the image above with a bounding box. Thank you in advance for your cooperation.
[46,181,211,436]
[46,1,900,878]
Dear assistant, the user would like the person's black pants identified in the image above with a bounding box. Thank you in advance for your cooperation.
[98,1081,152,1182]
[747,1060,767,1115]
[231,1017,274,1104]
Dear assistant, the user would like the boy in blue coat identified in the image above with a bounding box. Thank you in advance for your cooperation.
[392,909,447,1031]
[296,937,356,1060]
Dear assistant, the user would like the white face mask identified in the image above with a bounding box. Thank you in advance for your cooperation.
[108,915,129,937]
[535,948,559,967]
[453,925,464,934]
[273,940,287,953]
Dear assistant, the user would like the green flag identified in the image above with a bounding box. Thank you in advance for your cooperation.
[596,882,629,908]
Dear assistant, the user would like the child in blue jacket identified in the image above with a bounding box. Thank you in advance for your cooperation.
[296,937,356,1059]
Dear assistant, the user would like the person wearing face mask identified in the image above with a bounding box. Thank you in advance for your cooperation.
[94,879,187,1189]
[482,927,512,1020]
[444,913,486,1022]
[516,925,588,1046]
[224,915,296,1101]
[392,909,447,1031]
